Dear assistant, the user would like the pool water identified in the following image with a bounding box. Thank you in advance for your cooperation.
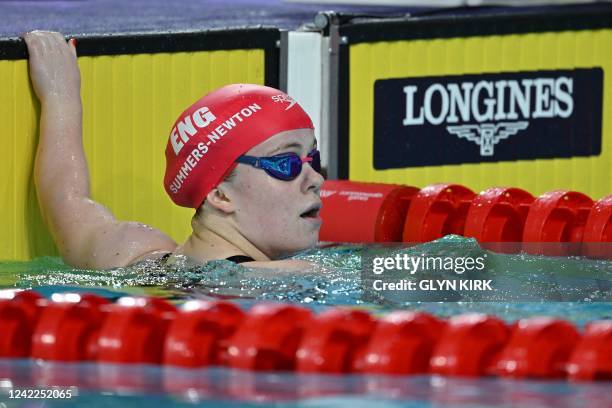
[1,360,611,407]
[1,236,610,325]
[0,235,610,407]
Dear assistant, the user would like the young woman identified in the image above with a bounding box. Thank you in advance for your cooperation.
[24,31,323,271]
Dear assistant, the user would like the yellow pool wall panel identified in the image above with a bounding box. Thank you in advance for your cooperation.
[348,29,612,200]
[1,49,265,261]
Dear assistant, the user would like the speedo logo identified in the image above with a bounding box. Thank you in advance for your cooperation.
[403,76,574,156]
[171,107,216,155]
[272,94,297,110]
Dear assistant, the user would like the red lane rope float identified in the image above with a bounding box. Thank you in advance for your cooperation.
[163,300,244,368]
[1,290,611,383]
[464,187,534,252]
[318,181,610,255]
[0,290,42,357]
[225,303,312,371]
[355,311,445,375]
[319,180,418,243]
[567,320,612,381]
[296,309,374,373]
[582,195,612,259]
[97,297,177,364]
[403,184,476,243]
[27,293,110,388]
[494,317,580,379]
[430,313,509,377]
[523,190,594,256]
[31,293,110,361]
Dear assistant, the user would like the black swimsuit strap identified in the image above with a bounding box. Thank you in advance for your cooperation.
[156,252,172,265]
[225,255,255,264]
[157,253,254,265]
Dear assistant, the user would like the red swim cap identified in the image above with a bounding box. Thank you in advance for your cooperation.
[164,84,314,208]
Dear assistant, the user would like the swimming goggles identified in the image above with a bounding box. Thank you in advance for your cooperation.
[236,149,321,181]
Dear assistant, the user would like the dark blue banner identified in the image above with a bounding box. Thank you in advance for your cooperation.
[373,69,603,169]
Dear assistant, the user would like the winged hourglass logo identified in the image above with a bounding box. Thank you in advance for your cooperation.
[446,122,529,156]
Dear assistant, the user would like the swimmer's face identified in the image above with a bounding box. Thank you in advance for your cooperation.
[225,129,323,259]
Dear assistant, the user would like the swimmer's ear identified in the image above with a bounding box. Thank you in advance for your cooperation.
[205,187,235,214]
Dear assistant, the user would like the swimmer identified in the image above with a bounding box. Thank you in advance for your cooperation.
[24,31,324,271]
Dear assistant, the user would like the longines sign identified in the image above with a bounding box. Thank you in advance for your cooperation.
[373,69,603,169]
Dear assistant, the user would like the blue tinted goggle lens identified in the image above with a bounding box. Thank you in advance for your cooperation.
[237,149,321,181]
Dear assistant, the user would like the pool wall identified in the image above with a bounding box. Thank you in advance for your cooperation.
[339,4,612,196]
[0,29,278,260]
[1,2,611,262]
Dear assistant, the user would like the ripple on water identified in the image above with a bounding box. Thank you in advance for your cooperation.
[1,236,610,326]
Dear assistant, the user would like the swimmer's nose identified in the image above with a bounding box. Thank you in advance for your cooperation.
[302,161,324,194]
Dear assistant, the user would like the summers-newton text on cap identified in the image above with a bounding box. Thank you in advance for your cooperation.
[164,84,314,208]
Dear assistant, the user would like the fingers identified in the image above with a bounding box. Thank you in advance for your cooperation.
[69,38,77,58]
[50,32,71,59]
[22,31,81,102]
[50,31,65,44]
[23,31,75,59]
[24,31,54,59]
[23,31,43,57]
[37,32,54,57]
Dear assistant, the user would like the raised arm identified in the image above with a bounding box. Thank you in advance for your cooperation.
[25,31,177,269]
